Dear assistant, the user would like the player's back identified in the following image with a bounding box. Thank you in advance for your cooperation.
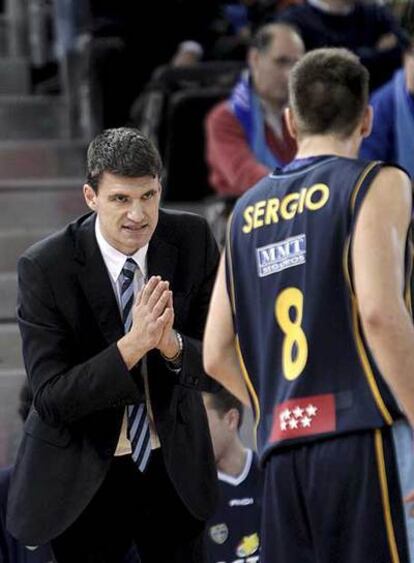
[228,155,409,463]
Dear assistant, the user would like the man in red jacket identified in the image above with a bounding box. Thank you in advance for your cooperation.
[205,23,304,197]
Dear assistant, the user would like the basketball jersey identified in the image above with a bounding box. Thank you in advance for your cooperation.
[205,449,262,563]
[227,156,413,464]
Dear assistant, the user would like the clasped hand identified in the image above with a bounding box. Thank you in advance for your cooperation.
[118,276,179,368]
[130,276,177,356]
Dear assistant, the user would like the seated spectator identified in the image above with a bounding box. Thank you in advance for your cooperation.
[203,388,262,563]
[276,0,408,91]
[205,23,304,197]
[360,44,414,178]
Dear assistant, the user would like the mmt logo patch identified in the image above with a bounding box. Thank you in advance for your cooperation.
[256,234,306,277]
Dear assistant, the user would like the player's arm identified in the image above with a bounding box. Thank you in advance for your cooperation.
[203,253,251,406]
[352,166,414,426]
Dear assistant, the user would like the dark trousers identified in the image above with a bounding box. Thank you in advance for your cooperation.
[51,451,206,563]
[261,427,410,563]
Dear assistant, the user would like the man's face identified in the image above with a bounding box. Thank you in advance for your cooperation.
[83,172,161,255]
[250,31,304,107]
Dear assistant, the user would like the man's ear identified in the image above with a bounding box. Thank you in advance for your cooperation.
[83,184,97,211]
[285,107,298,140]
[360,105,373,139]
[226,408,240,432]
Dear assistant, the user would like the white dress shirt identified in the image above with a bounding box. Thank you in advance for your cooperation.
[95,218,160,456]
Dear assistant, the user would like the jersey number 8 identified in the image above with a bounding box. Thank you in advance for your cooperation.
[275,287,308,380]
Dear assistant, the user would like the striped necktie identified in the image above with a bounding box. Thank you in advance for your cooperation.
[121,257,151,471]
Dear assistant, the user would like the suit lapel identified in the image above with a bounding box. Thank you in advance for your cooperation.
[75,214,124,344]
[147,231,178,285]
[74,212,178,345]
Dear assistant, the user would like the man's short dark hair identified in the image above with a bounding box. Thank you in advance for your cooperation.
[209,387,244,429]
[86,127,163,192]
[289,48,369,138]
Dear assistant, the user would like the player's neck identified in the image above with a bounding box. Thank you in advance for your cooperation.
[296,134,360,159]
[217,441,247,478]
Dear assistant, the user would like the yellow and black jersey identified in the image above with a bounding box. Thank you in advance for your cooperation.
[226,155,413,464]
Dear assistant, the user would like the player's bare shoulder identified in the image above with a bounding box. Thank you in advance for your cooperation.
[371,165,412,208]
[359,165,412,234]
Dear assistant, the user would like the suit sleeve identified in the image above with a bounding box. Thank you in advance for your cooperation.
[17,255,141,426]
[177,219,221,392]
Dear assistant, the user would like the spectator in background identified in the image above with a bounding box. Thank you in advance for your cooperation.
[276,0,408,91]
[360,43,414,178]
[205,23,304,198]
[87,0,224,130]
[203,388,262,563]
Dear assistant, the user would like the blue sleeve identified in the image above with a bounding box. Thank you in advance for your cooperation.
[360,82,395,161]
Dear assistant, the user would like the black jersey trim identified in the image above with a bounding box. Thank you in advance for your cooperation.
[374,429,401,563]
[350,161,381,213]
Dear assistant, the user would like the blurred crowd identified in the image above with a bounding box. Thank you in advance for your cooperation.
[23,0,414,212]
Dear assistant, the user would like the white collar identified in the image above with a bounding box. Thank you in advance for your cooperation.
[218,449,253,486]
[308,0,354,15]
[95,217,148,283]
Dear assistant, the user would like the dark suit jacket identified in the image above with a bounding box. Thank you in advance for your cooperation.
[1,468,54,562]
[7,209,220,546]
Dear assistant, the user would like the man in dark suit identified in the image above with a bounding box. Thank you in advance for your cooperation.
[6,128,219,562]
